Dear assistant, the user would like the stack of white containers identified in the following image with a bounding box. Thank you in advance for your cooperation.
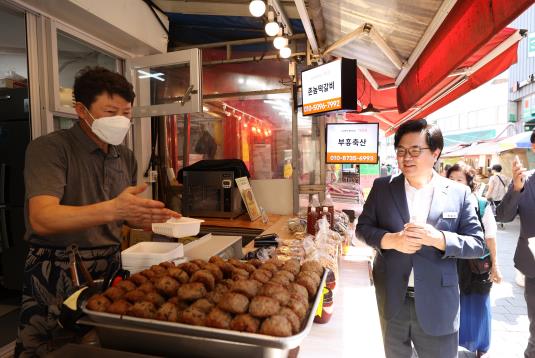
[122,242,184,274]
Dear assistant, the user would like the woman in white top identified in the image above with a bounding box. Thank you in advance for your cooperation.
[447,162,502,358]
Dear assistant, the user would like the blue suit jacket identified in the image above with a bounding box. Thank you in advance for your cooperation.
[356,174,485,336]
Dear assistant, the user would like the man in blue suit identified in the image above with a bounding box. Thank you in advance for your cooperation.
[356,119,485,358]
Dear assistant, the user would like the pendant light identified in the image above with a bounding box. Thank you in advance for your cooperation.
[249,0,266,17]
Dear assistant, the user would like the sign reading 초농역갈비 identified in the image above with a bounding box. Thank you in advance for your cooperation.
[326,123,379,164]
[301,58,357,116]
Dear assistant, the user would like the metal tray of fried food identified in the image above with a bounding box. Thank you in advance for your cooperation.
[80,271,327,357]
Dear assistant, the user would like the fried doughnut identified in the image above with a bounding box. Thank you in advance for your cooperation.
[87,294,111,312]
[230,314,260,333]
[260,262,278,274]
[301,260,323,277]
[168,297,189,311]
[282,259,301,276]
[190,298,214,314]
[217,292,249,314]
[177,282,207,301]
[259,283,290,306]
[231,267,249,281]
[124,289,146,303]
[275,270,295,282]
[150,265,168,276]
[207,284,229,304]
[156,302,179,322]
[248,296,280,318]
[179,307,206,326]
[260,315,292,337]
[138,282,156,294]
[297,271,321,288]
[145,291,165,307]
[296,275,317,297]
[251,269,272,284]
[103,286,125,302]
[215,261,235,277]
[190,259,208,268]
[231,279,261,299]
[205,307,232,329]
[266,258,284,269]
[287,298,307,320]
[190,270,216,291]
[288,283,309,302]
[270,275,290,286]
[127,301,157,319]
[116,280,137,292]
[106,299,131,315]
[129,273,149,286]
[168,267,189,284]
[159,261,175,269]
[155,276,180,297]
[248,259,263,268]
[203,263,223,282]
[178,262,201,276]
[279,307,300,334]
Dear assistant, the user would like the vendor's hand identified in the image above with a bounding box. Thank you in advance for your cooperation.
[404,223,446,251]
[112,184,181,225]
[381,231,422,254]
[512,156,526,192]
[490,267,503,284]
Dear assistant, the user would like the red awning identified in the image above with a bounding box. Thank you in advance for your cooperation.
[345,27,523,134]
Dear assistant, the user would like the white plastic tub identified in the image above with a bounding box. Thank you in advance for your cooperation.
[121,242,184,268]
[152,217,204,238]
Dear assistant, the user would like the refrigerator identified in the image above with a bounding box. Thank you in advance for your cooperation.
[0,87,30,291]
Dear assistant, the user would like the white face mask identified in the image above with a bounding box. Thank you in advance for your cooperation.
[83,106,131,145]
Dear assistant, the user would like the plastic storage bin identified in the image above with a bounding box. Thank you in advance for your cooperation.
[151,217,204,238]
[121,242,184,268]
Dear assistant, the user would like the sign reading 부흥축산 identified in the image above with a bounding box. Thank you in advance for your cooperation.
[326,123,379,164]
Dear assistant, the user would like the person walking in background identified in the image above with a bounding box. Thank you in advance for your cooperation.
[447,162,502,357]
[496,130,535,358]
[356,119,485,358]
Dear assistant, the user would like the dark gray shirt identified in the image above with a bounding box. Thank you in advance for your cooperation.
[24,123,137,248]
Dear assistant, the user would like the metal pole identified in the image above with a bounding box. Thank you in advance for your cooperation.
[291,83,299,215]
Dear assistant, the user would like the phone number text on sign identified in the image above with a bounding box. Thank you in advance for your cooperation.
[328,154,377,164]
[303,98,341,115]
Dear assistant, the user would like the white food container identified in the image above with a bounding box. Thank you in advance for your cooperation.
[151,217,204,238]
[121,242,184,268]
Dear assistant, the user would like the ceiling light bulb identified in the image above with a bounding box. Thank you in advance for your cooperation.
[273,36,288,50]
[280,46,292,59]
[249,0,266,17]
[265,12,280,37]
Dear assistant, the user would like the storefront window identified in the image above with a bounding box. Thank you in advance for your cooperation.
[56,31,118,111]
[54,115,76,130]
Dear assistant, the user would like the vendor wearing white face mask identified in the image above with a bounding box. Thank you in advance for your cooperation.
[16,67,180,357]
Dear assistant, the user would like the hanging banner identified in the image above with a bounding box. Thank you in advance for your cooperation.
[301,58,357,116]
[326,123,379,164]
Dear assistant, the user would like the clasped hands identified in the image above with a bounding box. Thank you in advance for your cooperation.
[381,223,446,254]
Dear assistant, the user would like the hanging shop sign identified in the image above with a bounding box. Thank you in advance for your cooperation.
[529,33,535,58]
[301,58,357,116]
[326,123,379,164]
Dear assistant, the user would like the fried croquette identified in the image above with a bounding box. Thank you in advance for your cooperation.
[203,263,223,282]
[259,315,292,337]
[230,314,260,333]
[287,283,309,301]
[124,289,146,303]
[295,275,318,297]
[230,280,260,299]
[177,282,207,301]
[259,283,290,306]
[190,270,216,291]
[116,280,137,292]
[205,307,232,329]
[103,286,125,302]
[279,307,300,334]
[286,298,307,320]
[190,298,214,314]
[217,292,249,314]
[129,273,149,286]
[251,269,272,284]
[167,267,189,284]
[155,276,180,297]
[127,301,157,319]
[86,294,111,312]
[301,260,323,277]
[138,281,156,294]
[156,302,179,322]
[145,291,165,306]
[282,259,301,276]
[248,295,280,318]
[106,299,130,315]
[178,262,201,276]
[179,307,206,326]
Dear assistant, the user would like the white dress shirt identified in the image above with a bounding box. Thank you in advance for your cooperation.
[405,171,439,287]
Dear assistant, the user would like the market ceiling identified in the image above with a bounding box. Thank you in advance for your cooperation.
[154,0,533,133]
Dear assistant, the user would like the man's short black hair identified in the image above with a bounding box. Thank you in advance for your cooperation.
[531,129,535,144]
[394,119,444,159]
[73,66,135,109]
[491,164,502,172]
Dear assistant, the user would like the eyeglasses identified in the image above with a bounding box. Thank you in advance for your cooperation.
[396,146,431,158]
